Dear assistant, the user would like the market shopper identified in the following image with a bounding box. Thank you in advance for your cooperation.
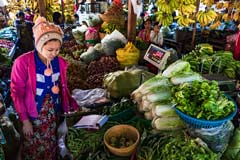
[24,7,34,22]
[138,17,152,44]
[10,16,79,159]
[150,22,163,46]
[13,11,34,60]
[52,11,64,29]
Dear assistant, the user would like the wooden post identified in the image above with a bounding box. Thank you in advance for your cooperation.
[127,0,137,42]
[38,0,47,17]
[191,0,200,48]
[61,0,65,22]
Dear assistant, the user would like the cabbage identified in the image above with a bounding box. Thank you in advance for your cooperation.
[170,72,203,85]
[162,60,191,78]
[152,116,185,130]
[152,104,177,117]
[132,75,171,96]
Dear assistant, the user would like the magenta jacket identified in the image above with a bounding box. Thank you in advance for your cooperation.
[10,51,79,121]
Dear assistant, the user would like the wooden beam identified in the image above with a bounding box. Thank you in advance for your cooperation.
[38,0,46,17]
[191,0,200,48]
[127,0,137,42]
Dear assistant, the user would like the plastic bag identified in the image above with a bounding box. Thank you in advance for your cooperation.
[187,121,234,153]
[71,88,109,108]
[101,29,127,44]
[57,117,73,159]
[85,27,100,48]
[116,42,140,67]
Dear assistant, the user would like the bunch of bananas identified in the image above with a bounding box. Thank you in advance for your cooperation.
[201,0,214,7]
[209,20,221,30]
[215,2,224,9]
[155,2,174,14]
[156,0,179,10]
[175,15,195,27]
[179,4,196,16]
[196,10,217,26]
[222,13,231,22]
[156,12,173,26]
[179,0,196,5]
[155,0,179,26]
[233,10,240,22]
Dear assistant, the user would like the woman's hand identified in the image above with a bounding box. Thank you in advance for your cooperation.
[22,120,33,137]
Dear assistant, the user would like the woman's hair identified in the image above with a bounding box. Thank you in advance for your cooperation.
[43,39,61,46]
[16,11,25,18]
[144,17,152,24]
[52,12,62,24]
[153,22,159,26]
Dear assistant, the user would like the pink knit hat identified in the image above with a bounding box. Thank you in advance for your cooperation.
[33,16,64,52]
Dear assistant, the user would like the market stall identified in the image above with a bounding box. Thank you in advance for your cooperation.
[0,0,240,160]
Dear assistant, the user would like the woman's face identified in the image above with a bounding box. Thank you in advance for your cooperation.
[144,20,152,31]
[40,40,61,61]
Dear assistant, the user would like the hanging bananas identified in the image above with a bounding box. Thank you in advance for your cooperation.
[201,0,214,7]
[179,4,196,16]
[196,10,217,26]
[179,0,196,5]
[175,15,195,27]
[222,13,231,21]
[232,10,240,22]
[209,21,221,30]
[215,2,224,9]
[156,12,173,26]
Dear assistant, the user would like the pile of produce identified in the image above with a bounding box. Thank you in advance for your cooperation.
[61,40,86,60]
[65,59,88,91]
[0,54,11,68]
[131,61,199,130]
[172,80,235,120]
[86,56,120,89]
[103,69,154,99]
[137,130,218,160]
[100,22,122,34]
[0,27,17,41]
[0,65,11,79]
[132,59,236,130]
[0,39,14,53]
[80,46,103,64]
[182,43,240,79]
[116,42,140,67]
[223,128,240,159]
[99,1,125,29]
[102,99,136,116]
[67,117,151,160]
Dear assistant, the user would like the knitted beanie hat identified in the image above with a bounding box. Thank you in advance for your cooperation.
[33,16,63,52]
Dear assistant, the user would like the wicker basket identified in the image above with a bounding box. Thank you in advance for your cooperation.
[104,124,140,157]
[99,14,125,28]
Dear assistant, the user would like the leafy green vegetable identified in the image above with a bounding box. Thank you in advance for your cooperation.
[172,80,235,120]
[223,128,240,160]
[162,60,191,78]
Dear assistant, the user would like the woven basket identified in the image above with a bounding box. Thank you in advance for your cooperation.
[104,124,140,157]
[99,14,125,28]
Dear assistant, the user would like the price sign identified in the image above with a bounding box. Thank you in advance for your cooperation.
[144,44,170,70]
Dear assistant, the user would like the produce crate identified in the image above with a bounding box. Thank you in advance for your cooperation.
[175,30,193,42]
